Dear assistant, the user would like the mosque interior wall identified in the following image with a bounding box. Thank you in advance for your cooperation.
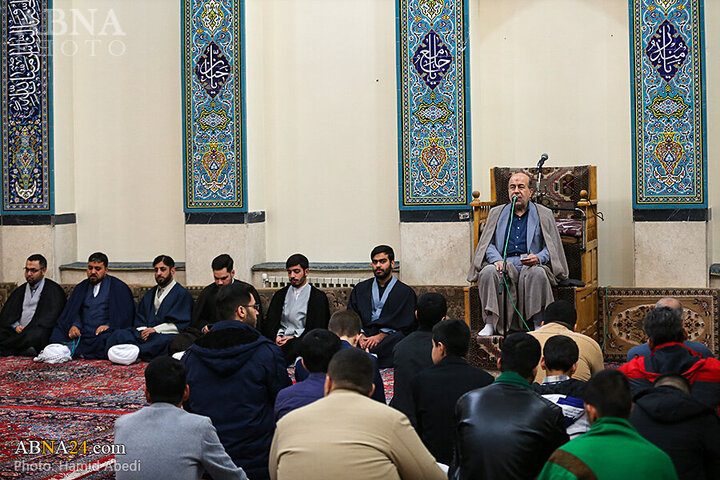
[1,0,718,289]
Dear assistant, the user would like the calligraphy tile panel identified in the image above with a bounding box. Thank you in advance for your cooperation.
[1,0,53,213]
[631,0,707,209]
[397,0,470,208]
[183,0,246,212]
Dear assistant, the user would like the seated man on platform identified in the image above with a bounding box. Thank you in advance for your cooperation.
[348,245,417,368]
[451,332,568,480]
[390,292,446,424]
[626,297,714,361]
[49,252,134,359]
[619,306,720,409]
[183,282,290,480]
[294,310,386,403]
[114,356,248,480]
[529,300,604,383]
[106,255,194,363]
[538,370,677,480]
[532,335,589,439]
[274,329,341,420]
[0,254,66,357]
[467,172,568,336]
[411,319,493,466]
[259,254,330,365]
[269,348,446,480]
[169,254,261,354]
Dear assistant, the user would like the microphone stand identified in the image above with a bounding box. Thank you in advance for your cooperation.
[500,196,518,338]
[535,167,543,204]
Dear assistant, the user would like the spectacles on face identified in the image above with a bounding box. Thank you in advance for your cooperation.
[24,267,40,273]
[242,304,260,312]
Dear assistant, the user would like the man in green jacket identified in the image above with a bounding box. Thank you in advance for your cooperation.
[538,369,678,480]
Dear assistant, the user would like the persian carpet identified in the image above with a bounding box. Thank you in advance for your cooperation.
[0,357,146,479]
[0,357,397,479]
[599,287,718,362]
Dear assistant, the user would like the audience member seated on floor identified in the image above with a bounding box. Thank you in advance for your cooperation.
[259,254,330,365]
[168,254,262,354]
[274,329,340,420]
[467,172,569,336]
[348,245,417,368]
[626,297,714,361]
[390,292,446,425]
[529,300,604,382]
[183,281,290,480]
[0,254,66,357]
[114,356,248,480]
[49,252,134,360]
[538,370,677,480]
[269,348,445,480]
[532,334,589,439]
[106,255,194,364]
[451,332,568,480]
[619,306,720,409]
[629,374,720,480]
[411,318,493,466]
[295,310,386,403]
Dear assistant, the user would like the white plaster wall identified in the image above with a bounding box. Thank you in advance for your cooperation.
[0,227,53,284]
[69,0,185,262]
[706,0,720,270]
[400,222,473,286]
[260,0,400,263]
[52,0,76,214]
[470,0,633,287]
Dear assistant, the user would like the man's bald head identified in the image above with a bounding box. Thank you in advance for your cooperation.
[655,297,683,317]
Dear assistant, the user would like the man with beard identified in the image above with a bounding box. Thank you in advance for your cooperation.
[168,254,263,353]
[467,172,568,335]
[0,254,66,356]
[50,252,135,359]
[348,245,417,368]
[106,255,194,363]
[258,253,330,364]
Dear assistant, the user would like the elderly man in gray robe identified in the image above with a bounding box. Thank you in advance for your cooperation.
[468,172,568,336]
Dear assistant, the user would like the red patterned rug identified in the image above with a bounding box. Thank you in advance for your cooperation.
[0,357,146,479]
[0,357,396,479]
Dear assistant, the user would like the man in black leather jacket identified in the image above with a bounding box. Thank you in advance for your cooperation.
[450,332,569,480]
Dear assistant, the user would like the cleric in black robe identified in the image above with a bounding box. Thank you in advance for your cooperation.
[49,252,135,359]
[257,254,331,364]
[0,254,67,356]
[347,245,417,368]
[168,254,263,354]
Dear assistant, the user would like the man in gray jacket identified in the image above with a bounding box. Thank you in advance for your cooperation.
[114,356,247,480]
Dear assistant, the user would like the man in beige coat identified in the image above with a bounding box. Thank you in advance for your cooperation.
[269,348,446,480]
[529,300,604,383]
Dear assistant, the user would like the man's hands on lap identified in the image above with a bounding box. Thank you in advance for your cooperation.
[95,325,109,335]
[360,332,388,350]
[68,326,81,339]
[140,327,156,341]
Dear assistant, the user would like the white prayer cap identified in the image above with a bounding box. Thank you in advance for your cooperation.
[108,344,140,365]
[171,350,186,361]
[33,344,72,364]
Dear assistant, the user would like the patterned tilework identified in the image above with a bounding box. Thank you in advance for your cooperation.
[1,0,53,213]
[183,0,246,211]
[397,0,470,208]
[630,0,707,209]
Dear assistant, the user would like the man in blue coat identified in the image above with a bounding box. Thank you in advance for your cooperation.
[50,252,134,359]
[106,255,193,362]
[183,281,291,480]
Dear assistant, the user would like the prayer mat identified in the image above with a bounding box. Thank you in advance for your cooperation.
[599,287,718,362]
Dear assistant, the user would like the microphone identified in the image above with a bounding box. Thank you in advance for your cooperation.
[537,153,548,169]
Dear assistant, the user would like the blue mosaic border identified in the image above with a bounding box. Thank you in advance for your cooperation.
[1,0,54,214]
[630,0,707,209]
[182,0,247,212]
[396,0,471,209]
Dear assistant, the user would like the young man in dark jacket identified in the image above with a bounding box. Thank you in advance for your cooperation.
[183,282,291,480]
[630,373,720,480]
